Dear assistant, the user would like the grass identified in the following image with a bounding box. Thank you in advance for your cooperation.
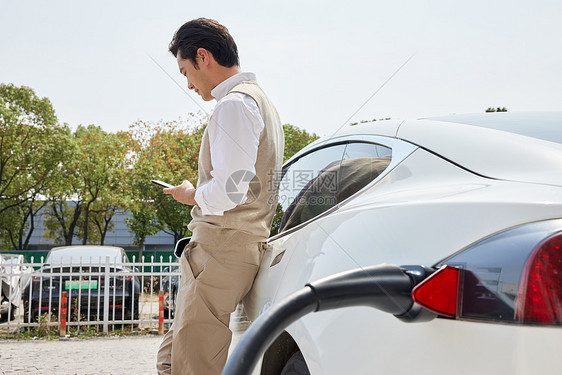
[0,312,160,341]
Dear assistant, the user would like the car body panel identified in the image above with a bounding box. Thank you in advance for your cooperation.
[246,148,562,318]
[295,308,562,375]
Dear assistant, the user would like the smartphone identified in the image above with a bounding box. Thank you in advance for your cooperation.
[151,180,174,189]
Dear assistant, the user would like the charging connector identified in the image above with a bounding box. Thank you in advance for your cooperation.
[222,263,435,375]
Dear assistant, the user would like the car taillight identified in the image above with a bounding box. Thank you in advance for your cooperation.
[412,265,459,317]
[516,234,562,324]
[416,219,562,327]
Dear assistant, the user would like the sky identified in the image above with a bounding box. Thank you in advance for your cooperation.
[1,0,561,138]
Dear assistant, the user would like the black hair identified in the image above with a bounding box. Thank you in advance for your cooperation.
[169,18,239,68]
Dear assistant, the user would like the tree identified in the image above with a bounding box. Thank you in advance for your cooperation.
[43,199,83,246]
[151,123,203,243]
[42,127,83,246]
[43,126,130,246]
[75,126,130,244]
[125,116,205,256]
[89,134,132,245]
[1,197,47,250]
[0,83,68,249]
[125,120,165,255]
[282,124,319,163]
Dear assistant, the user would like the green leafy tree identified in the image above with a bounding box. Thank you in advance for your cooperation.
[43,128,83,245]
[125,120,165,256]
[80,130,131,245]
[75,127,130,244]
[43,201,83,246]
[125,116,205,257]
[151,123,203,243]
[75,125,107,244]
[44,126,130,246]
[1,198,47,250]
[0,83,68,249]
[282,124,319,163]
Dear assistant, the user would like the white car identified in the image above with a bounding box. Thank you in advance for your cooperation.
[227,112,562,375]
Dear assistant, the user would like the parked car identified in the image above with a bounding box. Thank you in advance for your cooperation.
[231,112,562,375]
[22,246,140,324]
[0,253,33,322]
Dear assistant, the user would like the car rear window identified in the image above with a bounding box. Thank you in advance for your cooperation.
[47,248,123,264]
[428,112,562,145]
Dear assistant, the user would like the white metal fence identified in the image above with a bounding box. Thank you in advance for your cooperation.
[0,255,180,335]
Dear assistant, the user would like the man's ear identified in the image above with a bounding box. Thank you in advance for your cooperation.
[196,48,212,67]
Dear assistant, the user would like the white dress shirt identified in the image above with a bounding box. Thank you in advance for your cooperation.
[193,72,265,216]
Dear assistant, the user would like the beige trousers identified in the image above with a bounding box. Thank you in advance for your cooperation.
[157,241,263,375]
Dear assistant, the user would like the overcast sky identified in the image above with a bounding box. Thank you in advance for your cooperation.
[1,0,561,137]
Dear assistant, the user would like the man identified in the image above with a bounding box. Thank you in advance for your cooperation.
[156,18,284,375]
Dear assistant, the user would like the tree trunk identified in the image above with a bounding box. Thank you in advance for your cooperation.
[22,201,47,250]
[138,236,145,261]
[99,215,112,246]
[82,189,99,245]
[66,202,82,245]
[82,201,91,245]
[22,206,34,250]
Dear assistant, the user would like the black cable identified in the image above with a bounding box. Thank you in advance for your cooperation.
[223,264,420,375]
[224,287,317,375]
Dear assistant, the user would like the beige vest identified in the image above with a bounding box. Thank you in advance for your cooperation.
[188,80,284,248]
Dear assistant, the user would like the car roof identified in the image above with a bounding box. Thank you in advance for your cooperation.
[284,119,403,164]
[46,246,126,264]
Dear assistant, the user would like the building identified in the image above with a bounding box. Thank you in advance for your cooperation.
[8,206,177,262]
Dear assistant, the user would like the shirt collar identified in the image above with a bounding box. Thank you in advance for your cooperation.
[211,72,257,101]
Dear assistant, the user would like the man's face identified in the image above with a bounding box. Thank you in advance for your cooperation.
[177,54,214,101]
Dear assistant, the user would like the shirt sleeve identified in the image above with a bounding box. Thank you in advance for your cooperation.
[194,93,264,216]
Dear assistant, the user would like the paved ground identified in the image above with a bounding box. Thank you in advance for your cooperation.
[0,306,258,374]
[0,335,163,374]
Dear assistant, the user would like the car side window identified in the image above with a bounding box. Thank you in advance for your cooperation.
[336,142,392,204]
[273,142,392,236]
[277,144,346,233]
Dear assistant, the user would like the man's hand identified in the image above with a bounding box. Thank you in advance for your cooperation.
[163,180,197,206]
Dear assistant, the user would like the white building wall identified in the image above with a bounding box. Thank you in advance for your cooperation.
[25,206,176,251]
